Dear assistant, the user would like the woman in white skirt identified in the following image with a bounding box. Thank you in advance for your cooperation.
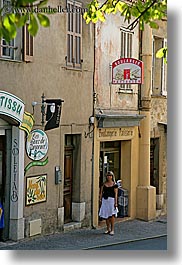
[99,171,118,235]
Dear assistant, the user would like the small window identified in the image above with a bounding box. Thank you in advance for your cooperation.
[0,0,23,61]
[0,39,15,59]
[66,0,82,69]
[152,36,167,96]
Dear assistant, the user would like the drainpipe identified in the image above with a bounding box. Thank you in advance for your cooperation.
[91,23,96,229]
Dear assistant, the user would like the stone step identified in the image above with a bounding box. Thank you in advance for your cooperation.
[64,222,82,232]
[156,209,162,218]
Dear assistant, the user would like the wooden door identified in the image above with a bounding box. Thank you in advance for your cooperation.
[64,148,73,223]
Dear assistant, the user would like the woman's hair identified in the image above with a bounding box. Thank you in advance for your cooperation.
[106,171,115,182]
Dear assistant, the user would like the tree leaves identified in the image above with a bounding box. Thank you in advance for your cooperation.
[0,0,167,43]
[28,14,38,36]
[83,0,167,30]
[37,13,50,27]
[0,0,50,41]
[156,47,167,63]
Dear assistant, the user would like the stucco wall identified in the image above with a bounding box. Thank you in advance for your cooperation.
[0,0,94,235]
[150,96,167,131]
[95,14,139,112]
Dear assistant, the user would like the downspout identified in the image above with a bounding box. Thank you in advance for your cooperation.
[91,23,96,229]
[138,28,143,111]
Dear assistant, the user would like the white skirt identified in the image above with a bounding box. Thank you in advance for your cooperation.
[99,197,118,219]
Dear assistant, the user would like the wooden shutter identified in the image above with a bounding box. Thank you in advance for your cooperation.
[23,24,34,62]
[66,0,82,68]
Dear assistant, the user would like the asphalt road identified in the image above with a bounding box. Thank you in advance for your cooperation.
[88,236,167,250]
[0,216,167,250]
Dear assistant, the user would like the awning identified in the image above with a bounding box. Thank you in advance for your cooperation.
[95,112,145,128]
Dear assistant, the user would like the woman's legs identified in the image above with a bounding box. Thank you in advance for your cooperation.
[105,215,115,233]
[106,218,110,231]
[110,215,115,232]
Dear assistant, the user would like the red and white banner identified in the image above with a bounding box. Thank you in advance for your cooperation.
[112,58,144,84]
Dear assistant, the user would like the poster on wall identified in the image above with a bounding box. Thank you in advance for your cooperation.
[26,175,47,206]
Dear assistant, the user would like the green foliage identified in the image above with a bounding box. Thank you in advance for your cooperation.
[0,0,167,47]
[83,0,167,31]
[156,47,167,63]
[0,0,50,41]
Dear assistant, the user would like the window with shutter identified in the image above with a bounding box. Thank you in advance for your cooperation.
[66,0,82,69]
[152,36,167,96]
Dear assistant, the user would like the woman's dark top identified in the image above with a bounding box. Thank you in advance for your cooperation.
[102,184,118,199]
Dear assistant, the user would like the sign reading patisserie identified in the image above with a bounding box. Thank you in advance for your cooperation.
[0,90,24,123]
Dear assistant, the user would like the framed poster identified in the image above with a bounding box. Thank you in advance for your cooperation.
[26,174,47,206]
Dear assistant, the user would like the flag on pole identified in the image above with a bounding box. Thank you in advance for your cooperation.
[19,111,35,135]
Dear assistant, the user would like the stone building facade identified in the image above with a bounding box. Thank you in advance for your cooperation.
[0,0,94,241]
[150,19,167,215]
[91,14,167,226]
[0,0,167,242]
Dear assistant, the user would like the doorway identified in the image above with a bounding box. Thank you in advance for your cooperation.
[0,136,5,240]
[99,141,120,187]
[150,138,159,194]
[64,146,73,223]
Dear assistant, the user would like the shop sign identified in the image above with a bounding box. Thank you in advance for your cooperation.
[112,58,144,84]
[0,90,24,123]
[98,128,134,139]
[26,129,48,161]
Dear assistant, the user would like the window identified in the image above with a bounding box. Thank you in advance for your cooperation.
[152,36,167,96]
[120,30,132,58]
[120,30,133,89]
[66,0,82,69]
[0,0,33,62]
[0,38,15,59]
[0,1,16,59]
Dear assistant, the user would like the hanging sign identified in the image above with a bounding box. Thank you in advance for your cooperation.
[0,90,24,123]
[112,58,144,84]
[26,129,48,161]
[45,99,64,131]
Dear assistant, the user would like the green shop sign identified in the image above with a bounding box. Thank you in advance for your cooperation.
[0,90,25,123]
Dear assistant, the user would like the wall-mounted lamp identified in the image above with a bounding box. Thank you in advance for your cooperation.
[85,116,95,138]
[89,116,95,125]
[32,93,64,130]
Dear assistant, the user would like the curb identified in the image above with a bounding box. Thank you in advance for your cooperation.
[82,234,167,250]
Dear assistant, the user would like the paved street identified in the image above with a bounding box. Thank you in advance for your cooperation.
[0,215,167,250]
[89,235,167,250]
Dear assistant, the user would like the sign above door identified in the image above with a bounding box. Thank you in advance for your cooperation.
[0,90,24,124]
